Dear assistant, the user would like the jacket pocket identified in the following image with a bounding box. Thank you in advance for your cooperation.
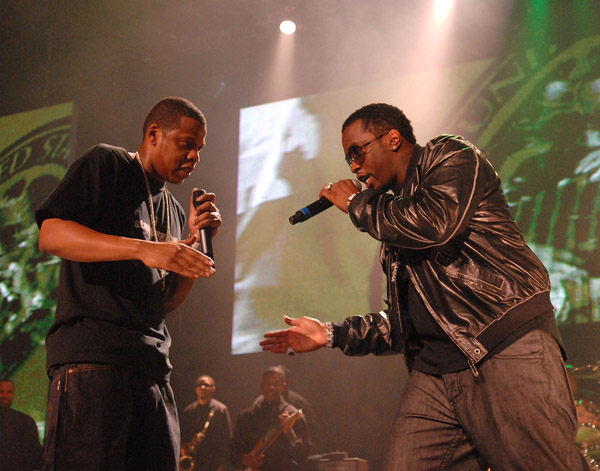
[434,255,504,294]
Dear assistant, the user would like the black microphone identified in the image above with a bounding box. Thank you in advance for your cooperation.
[289,179,362,225]
[192,189,214,261]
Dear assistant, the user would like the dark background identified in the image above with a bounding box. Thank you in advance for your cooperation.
[2,1,600,468]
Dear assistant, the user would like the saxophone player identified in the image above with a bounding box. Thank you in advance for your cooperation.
[180,375,232,471]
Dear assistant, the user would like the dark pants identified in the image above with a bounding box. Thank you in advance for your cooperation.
[43,363,179,471]
[385,330,590,471]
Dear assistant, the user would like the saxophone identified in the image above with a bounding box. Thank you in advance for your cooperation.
[179,409,215,471]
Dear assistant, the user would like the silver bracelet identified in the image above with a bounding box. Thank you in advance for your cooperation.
[346,192,358,210]
[324,322,334,349]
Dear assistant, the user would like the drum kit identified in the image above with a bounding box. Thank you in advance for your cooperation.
[569,363,600,469]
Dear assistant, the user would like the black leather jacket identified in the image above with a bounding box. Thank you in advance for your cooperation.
[335,135,553,373]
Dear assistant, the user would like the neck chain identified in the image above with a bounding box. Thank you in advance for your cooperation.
[135,152,171,290]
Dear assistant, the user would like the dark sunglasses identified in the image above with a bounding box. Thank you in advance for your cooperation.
[344,130,390,167]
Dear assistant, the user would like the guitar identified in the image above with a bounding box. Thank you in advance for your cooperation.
[243,409,303,471]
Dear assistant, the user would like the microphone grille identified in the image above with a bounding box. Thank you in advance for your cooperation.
[351,179,362,192]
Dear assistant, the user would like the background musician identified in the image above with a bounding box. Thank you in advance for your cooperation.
[0,379,43,471]
[251,365,317,446]
[180,375,232,471]
[231,366,311,471]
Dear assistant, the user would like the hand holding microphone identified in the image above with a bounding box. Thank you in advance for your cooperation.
[289,179,362,225]
[192,188,221,262]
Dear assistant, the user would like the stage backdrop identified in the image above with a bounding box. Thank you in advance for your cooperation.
[0,102,74,434]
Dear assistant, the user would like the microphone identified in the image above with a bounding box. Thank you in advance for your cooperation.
[289,179,362,225]
[193,189,214,261]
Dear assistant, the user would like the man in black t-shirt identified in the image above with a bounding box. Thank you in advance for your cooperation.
[36,97,221,471]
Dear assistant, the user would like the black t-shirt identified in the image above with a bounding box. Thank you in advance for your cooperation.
[35,144,186,381]
[398,266,470,373]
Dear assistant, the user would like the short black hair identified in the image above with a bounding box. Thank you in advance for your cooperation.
[276,364,290,380]
[342,103,416,144]
[263,366,286,380]
[143,97,206,135]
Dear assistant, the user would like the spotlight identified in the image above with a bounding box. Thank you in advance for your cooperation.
[434,0,454,19]
[279,20,296,35]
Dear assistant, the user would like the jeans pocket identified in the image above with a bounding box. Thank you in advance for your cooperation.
[65,363,119,393]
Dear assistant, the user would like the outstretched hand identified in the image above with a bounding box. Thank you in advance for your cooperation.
[260,315,327,354]
[139,235,215,279]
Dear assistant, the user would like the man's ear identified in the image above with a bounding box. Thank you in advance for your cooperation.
[387,129,402,150]
[146,123,160,146]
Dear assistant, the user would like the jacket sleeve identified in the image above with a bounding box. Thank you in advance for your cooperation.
[349,137,494,250]
[332,310,402,356]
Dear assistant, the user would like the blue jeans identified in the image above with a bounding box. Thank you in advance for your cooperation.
[385,330,590,470]
[43,363,179,471]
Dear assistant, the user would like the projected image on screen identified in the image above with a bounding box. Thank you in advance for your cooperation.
[233,34,600,356]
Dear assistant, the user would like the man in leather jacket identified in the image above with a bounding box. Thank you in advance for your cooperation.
[261,103,588,470]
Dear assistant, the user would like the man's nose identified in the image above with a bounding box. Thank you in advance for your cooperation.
[187,148,201,163]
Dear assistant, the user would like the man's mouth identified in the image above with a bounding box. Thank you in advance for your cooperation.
[358,173,373,188]
[177,166,194,177]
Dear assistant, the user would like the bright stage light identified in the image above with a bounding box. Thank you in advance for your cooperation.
[434,0,454,20]
[279,20,296,35]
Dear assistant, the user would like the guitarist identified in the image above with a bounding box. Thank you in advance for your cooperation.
[231,366,311,471]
